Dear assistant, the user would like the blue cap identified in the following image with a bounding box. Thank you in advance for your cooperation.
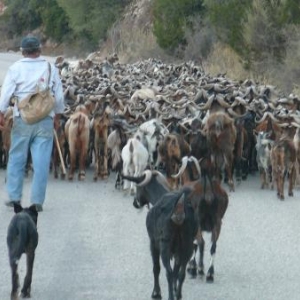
[20,37,41,51]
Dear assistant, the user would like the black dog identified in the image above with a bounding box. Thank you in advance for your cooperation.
[7,203,39,300]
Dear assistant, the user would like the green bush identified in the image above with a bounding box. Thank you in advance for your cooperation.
[153,0,205,52]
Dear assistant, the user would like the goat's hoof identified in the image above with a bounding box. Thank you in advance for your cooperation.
[21,289,31,298]
[198,269,205,276]
[187,267,197,278]
[60,174,66,180]
[78,175,85,181]
[11,292,19,300]
[78,172,86,181]
[68,175,73,181]
[93,176,98,182]
[206,274,214,283]
[151,290,162,299]
[288,191,293,197]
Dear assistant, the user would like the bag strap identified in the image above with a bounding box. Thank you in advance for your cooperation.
[47,62,51,88]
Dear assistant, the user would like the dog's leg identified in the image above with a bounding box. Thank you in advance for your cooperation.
[10,260,19,300]
[21,252,35,298]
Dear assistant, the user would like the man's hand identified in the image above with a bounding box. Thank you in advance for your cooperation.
[0,112,5,130]
[54,114,61,131]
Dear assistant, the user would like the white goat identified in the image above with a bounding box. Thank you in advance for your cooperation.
[255,131,273,189]
[121,137,149,195]
[133,118,169,167]
[293,127,300,187]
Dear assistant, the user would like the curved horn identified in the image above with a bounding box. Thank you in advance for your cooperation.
[152,170,172,190]
[277,122,290,127]
[178,122,190,132]
[199,94,215,110]
[122,172,147,185]
[291,122,300,128]
[227,108,248,118]
[171,156,189,178]
[136,170,153,186]
[189,156,201,178]
[255,111,280,123]
[231,96,248,107]
[216,95,231,108]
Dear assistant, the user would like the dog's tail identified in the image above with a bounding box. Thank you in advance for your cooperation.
[7,223,27,264]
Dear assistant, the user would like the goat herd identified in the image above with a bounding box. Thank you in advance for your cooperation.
[1,53,300,300]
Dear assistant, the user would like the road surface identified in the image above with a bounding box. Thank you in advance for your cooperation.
[0,53,300,300]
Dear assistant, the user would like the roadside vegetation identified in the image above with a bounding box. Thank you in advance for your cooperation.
[0,0,299,93]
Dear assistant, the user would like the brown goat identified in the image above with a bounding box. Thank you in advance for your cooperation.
[91,105,111,180]
[52,116,68,179]
[254,112,283,141]
[1,107,13,167]
[65,105,90,180]
[186,174,229,282]
[204,112,237,191]
[271,137,296,200]
[158,133,191,189]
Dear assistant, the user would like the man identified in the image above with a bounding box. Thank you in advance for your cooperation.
[0,36,65,211]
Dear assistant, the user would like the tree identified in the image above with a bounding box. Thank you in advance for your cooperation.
[29,0,71,42]
[243,0,288,67]
[56,0,130,47]
[1,0,41,37]
[153,0,205,51]
[203,0,251,55]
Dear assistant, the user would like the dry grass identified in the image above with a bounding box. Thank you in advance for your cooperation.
[203,42,250,81]
[105,25,163,63]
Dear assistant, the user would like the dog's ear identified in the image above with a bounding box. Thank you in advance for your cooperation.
[28,205,38,214]
[13,203,23,214]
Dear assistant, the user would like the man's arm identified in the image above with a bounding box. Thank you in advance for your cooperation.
[0,68,17,114]
[51,64,65,115]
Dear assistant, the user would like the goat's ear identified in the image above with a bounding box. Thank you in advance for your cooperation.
[171,194,185,225]
[13,203,23,214]
[28,205,39,218]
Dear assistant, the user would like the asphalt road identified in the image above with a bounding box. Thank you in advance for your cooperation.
[0,53,300,300]
[0,169,300,300]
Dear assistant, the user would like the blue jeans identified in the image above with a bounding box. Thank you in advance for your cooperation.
[6,116,53,205]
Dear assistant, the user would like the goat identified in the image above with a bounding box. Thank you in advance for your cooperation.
[52,115,68,179]
[146,187,198,300]
[1,107,13,168]
[91,105,111,181]
[121,137,149,195]
[64,104,90,180]
[123,169,229,282]
[134,118,169,167]
[204,111,237,191]
[254,131,273,189]
[107,128,126,189]
[157,133,191,189]
[293,127,300,186]
[271,136,296,200]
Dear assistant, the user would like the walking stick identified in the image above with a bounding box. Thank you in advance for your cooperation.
[53,129,67,176]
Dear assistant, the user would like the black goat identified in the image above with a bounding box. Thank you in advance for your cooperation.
[146,187,198,300]
[123,169,229,282]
